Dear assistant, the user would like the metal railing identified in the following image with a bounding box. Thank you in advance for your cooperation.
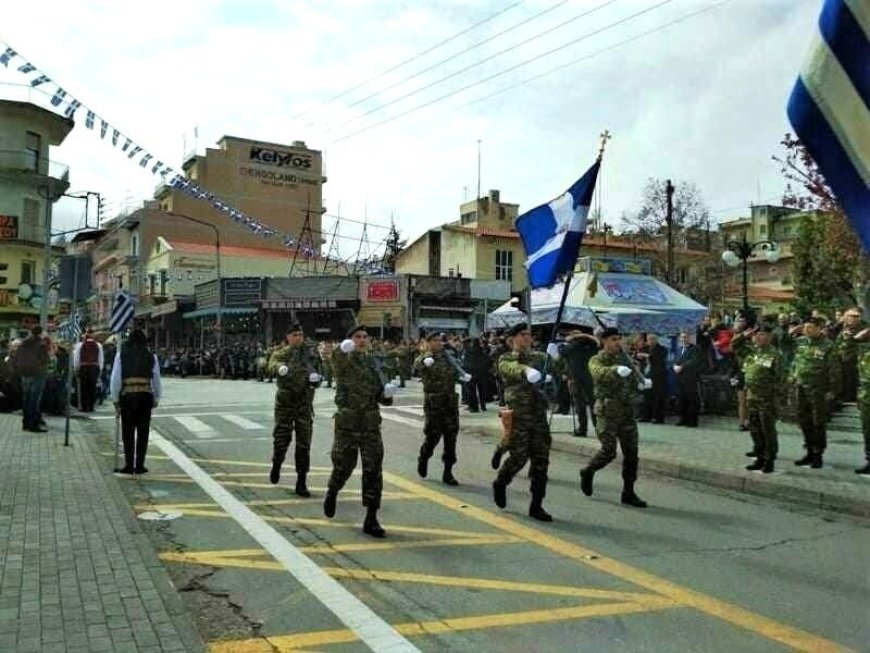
[0,149,69,182]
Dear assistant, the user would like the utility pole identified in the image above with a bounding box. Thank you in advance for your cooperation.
[665,179,675,285]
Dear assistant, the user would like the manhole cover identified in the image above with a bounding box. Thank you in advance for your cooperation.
[137,511,182,521]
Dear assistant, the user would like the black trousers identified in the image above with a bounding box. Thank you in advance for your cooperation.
[643,384,667,423]
[466,375,487,411]
[678,383,699,426]
[571,383,597,436]
[78,365,100,412]
[120,393,153,471]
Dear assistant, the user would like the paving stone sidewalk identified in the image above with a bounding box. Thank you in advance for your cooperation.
[443,405,870,519]
[0,412,205,653]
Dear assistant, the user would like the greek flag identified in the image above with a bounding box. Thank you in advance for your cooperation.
[58,311,82,342]
[110,290,135,333]
[515,159,600,289]
[787,0,870,252]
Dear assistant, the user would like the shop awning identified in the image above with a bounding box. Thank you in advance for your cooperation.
[182,307,257,319]
[419,305,475,313]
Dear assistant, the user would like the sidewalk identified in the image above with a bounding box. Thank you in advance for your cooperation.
[444,405,870,519]
[0,411,205,653]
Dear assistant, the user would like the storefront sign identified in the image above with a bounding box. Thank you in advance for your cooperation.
[366,280,398,302]
[222,279,263,307]
[238,166,319,188]
[249,147,312,170]
[0,215,18,240]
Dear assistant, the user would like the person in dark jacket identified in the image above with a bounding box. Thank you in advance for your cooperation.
[673,331,702,427]
[639,333,669,423]
[16,326,49,432]
[462,338,490,412]
[561,328,600,437]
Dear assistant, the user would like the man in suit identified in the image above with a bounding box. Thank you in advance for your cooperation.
[673,331,701,427]
[639,333,669,423]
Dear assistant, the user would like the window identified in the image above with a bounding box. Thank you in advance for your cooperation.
[495,249,513,282]
[759,224,767,235]
[25,131,41,171]
[460,211,477,225]
[130,233,139,257]
[21,260,35,285]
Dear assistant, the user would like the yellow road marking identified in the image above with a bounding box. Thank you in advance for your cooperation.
[146,471,334,480]
[208,599,678,652]
[383,471,855,653]
[134,494,419,511]
[142,477,365,490]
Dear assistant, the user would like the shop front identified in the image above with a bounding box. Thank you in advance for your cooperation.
[261,277,359,344]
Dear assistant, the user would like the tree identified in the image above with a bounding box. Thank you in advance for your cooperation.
[381,222,407,273]
[774,133,869,313]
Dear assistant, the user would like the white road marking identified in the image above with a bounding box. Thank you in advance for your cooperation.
[151,429,421,653]
[172,415,217,439]
[221,414,267,430]
[382,413,423,428]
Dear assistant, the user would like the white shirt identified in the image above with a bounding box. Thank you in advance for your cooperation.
[109,351,162,403]
[73,339,104,369]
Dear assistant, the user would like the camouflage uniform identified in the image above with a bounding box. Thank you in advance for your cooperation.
[791,335,837,461]
[328,347,391,509]
[836,323,865,402]
[382,344,399,383]
[585,350,640,484]
[414,350,461,478]
[268,343,320,484]
[857,342,870,469]
[396,344,411,388]
[742,343,786,465]
[320,343,334,388]
[494,350,560,501]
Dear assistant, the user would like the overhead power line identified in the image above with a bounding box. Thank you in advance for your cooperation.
[325,0,622,133]
[332,0,673,143]
[291,0,526,121]
[315,0,575,128]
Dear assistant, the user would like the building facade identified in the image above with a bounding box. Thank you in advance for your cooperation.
[0,100,72,335]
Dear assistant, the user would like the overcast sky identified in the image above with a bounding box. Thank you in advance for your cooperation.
[1,0,820,258]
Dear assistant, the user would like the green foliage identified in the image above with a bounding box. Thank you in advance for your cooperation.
[791,214,857,315]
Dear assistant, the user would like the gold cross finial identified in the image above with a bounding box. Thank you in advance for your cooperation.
[598,130,611,158]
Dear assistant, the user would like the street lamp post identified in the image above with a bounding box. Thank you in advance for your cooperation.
[164,212,222,349]
[721,233,780,314]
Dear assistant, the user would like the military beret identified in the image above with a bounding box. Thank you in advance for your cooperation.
[286,322,303,334]
[346,324,367,338]
[425,331,444,341]
[803,316,824,326]
[599,327,622,339]
[505,322,530,338]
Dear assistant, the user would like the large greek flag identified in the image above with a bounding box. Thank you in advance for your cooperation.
[787,0,869,252]
[515,159,600,289]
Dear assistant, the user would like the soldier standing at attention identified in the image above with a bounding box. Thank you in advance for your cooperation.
[324,325,398,538]
[415,331,472,486]
[739,325,786,473]
[791,317,838,469]
[268,323,322,497]
[835,307,865,403]
[580,327,648,508]
[852,327,870,475]
[492,322,562,522]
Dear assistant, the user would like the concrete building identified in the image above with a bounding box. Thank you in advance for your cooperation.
[0,100,72,336]
[154,135,326,253]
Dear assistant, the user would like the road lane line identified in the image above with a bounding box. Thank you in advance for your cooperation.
[150,430,421,653]
[383,471,855,653]
[221,414,267,430]
[172,415,218,439]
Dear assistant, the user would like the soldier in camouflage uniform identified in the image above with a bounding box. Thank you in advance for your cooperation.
[492,322,563,522]
[790,317,838,469]
[835,308,865,403]
[414,332,472,486]
[324,325,398,538]
[853,327,870,475]
[738,325,786,473]
[319,341,334,388]
[396,341,411,388]
[580,327,648,508]
[268,323,323,496]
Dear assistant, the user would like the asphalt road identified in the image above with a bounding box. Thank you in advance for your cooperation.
[90,378,869,653]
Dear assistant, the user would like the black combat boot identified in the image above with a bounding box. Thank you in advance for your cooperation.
[269,457,284,485]
[528,496,553,522]
[417,453,429,479]
[621,481,647,508]
[295,473,311,498]
[579,468,595,497]
[490,446,504,470]
[492,480,507,509]
[363,505,386,538]
[442,463,459,486]
[794,451,813,466]
[810,452,824,469]
[761,459,775,474]
[323,490,338,518]
[745,458,765,471]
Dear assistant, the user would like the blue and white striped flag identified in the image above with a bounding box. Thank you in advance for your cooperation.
[58,310,82,342]
[787,0,870,252]
[110,290,135,333]
[515,159,600,289]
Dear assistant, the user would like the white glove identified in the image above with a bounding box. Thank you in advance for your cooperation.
[339,339,355,353]
[461,372,472,383]
[423,357,435,367]
[308,372,322,383]
[643,378,653,390]
[383,383,397,399]
[730,377,740,387]
[616,366,632,378]
[544,374,553,384]
[277,365,289,377]
[546,342,560,359]
[525,367,542,384]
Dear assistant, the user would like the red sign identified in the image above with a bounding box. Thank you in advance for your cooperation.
[366,281,398,302]
[0,215,17,240]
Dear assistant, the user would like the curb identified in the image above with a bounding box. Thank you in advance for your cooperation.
[76,421,208,653]
[462,423,870,520]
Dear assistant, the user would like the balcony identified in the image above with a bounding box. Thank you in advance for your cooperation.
[0,149,70,196]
